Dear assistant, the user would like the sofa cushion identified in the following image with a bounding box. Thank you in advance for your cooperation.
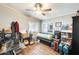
[37,33,53,40]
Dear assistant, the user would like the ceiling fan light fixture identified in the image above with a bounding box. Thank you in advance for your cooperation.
[36,11,42,15]
[35,3,42,11]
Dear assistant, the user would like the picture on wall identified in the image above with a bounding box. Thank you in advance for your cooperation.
[48,24,53,32]
[55,22,62,27]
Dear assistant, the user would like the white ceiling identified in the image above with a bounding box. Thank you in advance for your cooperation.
[5,3,79,20]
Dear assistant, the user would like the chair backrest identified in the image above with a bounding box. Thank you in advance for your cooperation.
[54,31,61,39]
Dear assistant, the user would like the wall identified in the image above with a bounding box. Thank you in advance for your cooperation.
[41,14,75,34]
[0,4,40,32]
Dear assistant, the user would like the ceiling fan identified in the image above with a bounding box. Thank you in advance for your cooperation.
[25,3,52,16]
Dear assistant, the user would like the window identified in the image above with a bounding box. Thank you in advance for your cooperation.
[28,22,39,32]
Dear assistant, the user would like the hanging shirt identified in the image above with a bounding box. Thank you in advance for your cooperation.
[15,21,19,32]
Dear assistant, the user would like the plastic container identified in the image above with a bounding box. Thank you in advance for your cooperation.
[63,44,69,55]
[54,41,58,51]
[58,43,64,54]
[50,42,54,48]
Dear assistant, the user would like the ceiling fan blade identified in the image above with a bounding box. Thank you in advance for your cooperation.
[25,9,35,11]
[42,13,46,16]
[42,8,52,11]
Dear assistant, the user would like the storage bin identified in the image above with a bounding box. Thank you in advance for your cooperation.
[63,44,69,55]
[50,42,54,48]
[58,43,64,54]
[54,41,58,51]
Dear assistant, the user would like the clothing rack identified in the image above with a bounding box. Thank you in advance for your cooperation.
[0,31,22,55]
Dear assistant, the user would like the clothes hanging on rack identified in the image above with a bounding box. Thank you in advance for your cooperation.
[11,21,19,33]
[15,21,19,33]
[11,22,16,33]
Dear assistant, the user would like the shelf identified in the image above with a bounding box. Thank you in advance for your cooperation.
[61,30,72,33]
